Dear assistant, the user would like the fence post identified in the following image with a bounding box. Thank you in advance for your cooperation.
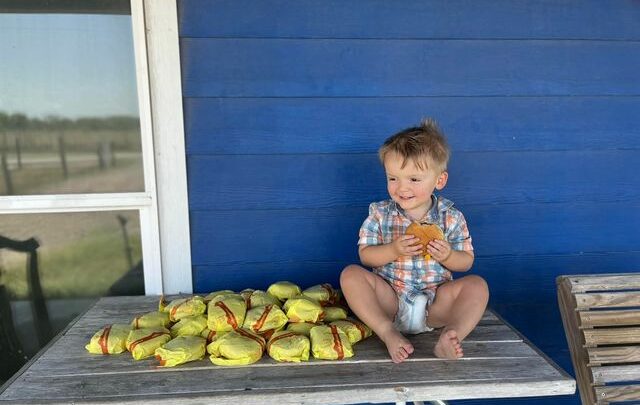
[1,151,14,195]
[15,136,22,170]
[58,132,68,179]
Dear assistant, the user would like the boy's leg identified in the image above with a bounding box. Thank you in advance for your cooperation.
[426,275,489,359]
[340,264,413,363]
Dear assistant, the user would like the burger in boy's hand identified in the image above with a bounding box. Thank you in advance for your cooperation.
[405,222,444,261]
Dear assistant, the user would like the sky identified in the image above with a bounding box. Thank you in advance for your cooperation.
[0,13,139,119]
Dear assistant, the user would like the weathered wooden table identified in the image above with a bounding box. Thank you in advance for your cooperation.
[0,296,575,404]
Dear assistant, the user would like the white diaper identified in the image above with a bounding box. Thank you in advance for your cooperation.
[393,293,434,334]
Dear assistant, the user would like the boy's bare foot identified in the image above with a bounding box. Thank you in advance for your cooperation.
[379,327,414,363]
[434,329,463,359]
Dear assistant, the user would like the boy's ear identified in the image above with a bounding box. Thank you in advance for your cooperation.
[435,171,448,190]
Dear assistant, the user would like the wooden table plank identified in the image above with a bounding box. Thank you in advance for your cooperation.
[2,357,572,403]
[0,296,575,404]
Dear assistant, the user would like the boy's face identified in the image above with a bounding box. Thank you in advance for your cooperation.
[384,151,448,221]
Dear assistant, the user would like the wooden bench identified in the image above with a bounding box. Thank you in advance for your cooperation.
[0,295,575,404]
[557,273,640,404]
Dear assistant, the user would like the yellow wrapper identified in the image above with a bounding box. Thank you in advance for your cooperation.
[323,306,348,322]
[208,328,265,366]
[154,336,206,367]
[131,311,171,329]
[242,304,288,333]
[85,324,131,355]
[203,290,234,303]
[163,296,206,322]
[207,294,246,332]
[330,318,373,344]
[170,314,208,338]
[201,328,228,344]
[266,281,301,301]
[248,290,282,309]
[126,328,172,360]
[159,295,168,312]
[258,327,282,341]
[267,330,310,362]
[283,295,324,323]
[285,322,322,337]
[302,283,337,305]
[239,289,254,305]
[310,325,353,360]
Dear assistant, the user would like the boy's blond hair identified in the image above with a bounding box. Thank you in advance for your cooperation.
[378,118,450,173]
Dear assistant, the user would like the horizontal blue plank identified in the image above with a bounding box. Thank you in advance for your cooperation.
[187,150,640,210]
[181,39,640,97]
[189,201,640,264]
[192,261,346,294]
[192,252,640,296]
[179,0,640,41]
[478,254,640,304]
[185,96,640,154]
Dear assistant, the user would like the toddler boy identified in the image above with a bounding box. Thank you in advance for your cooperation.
[340,119,489,363]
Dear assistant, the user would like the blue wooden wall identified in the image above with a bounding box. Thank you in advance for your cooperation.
[178,1,640,403]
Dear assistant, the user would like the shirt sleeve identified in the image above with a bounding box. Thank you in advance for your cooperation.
[446,209,473,252]
[358,202,383,246]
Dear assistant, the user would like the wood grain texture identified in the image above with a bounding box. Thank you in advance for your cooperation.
[557,277,595,405]
[191,253,640,298]
[583,327,640,347]
[567,273,640,293]
[187,150,640,210]
[595,384,640,404]
[591,364,640,385]
[579,309,640,328]
[181,39,640,97]
[184,96,640,154]
[0,296,575,404]
[588,346,640,366]
[179,0,640,40]
[558,273,640,405]
[575,292,640,310]
[189,201,640,264]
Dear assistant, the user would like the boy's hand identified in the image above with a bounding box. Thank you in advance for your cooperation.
[427,239,452,263]
[392,235,423,258]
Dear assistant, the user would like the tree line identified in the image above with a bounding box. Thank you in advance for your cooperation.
[0,112,139,131]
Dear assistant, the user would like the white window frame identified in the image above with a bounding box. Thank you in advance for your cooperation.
[0,0,192,295]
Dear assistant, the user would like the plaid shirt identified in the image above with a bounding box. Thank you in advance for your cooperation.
[358,195,473,303]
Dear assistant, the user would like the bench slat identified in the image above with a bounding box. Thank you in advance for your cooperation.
[575,291,640,310]
[564,274,640,293]
[588,345,640,365]
[579,309,640,328]
[583,327,640,347]
[595,384,640,404]
[591,364,640,385]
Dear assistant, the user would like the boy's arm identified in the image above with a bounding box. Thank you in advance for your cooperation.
[427,239,474,272]
[440,248,474,272]
[359,235,422,268]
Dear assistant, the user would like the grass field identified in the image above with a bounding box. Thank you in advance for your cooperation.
[0,212,142,299]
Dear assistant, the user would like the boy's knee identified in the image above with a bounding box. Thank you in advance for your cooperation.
[466,275,489,298]
[340,264,365,288]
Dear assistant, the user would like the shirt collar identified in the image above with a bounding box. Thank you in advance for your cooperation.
[391,194,454,223]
